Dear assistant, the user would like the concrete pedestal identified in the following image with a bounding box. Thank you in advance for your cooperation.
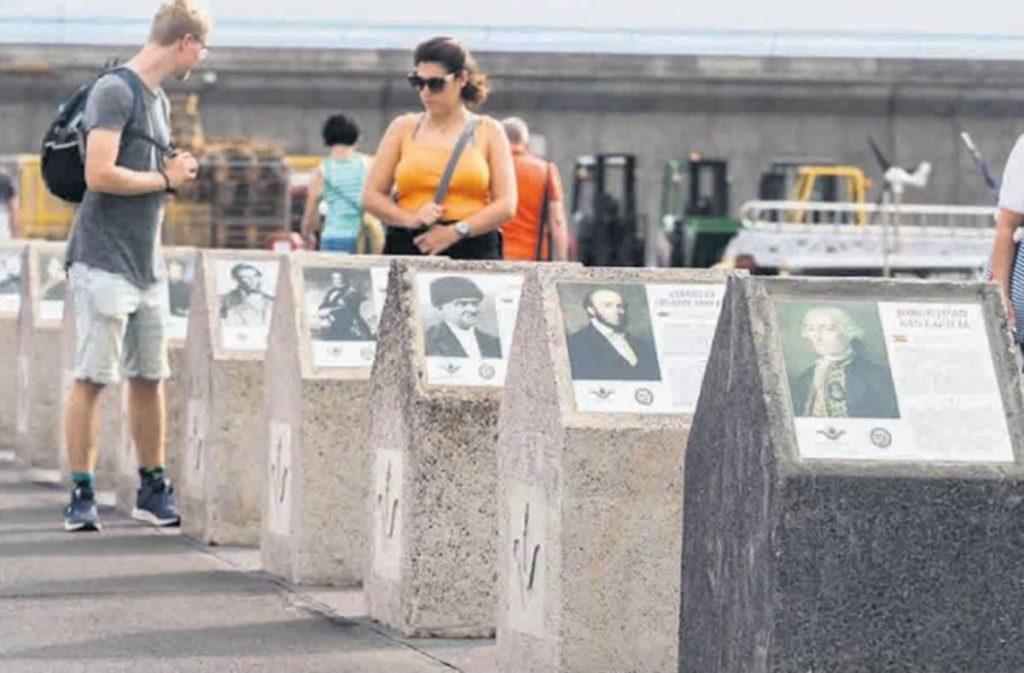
[365,259,533,637]
[15,241,66,472]
[111,248,196,515]
[496,266,728,673]
[261,253,391,585]
[0,242,25,452]
[680,276,1024,673]
[178,249,281,546]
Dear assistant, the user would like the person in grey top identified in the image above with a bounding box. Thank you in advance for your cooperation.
[62,0,210,533]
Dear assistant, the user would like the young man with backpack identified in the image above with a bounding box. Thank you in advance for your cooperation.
[61,0,210,531]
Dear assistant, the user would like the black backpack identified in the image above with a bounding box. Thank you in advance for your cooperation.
[41,66,169,203]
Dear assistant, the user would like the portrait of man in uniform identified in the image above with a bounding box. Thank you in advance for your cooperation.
[424,275,502,359]
[315,269,373,342]
[788,304,900,419]
[0,253,20,296]
[219,262,275,328]
[41,253,66,302]
[565,286,660,381]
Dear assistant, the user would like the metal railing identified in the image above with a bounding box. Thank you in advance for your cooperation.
[739,200,998,239]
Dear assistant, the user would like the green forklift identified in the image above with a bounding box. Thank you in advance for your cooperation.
[661,155,742,267]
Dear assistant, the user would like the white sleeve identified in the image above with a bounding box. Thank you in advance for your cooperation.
[998,134,1024,212]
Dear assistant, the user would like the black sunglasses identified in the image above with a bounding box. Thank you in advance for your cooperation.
[406,72,454,93]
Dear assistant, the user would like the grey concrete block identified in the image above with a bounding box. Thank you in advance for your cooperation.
[112,247,196,515]
[366,258,541,638]
[0,242,25,452]
[680,276,1024,673]
[496,266,730,673]
[15,241,65,471]
[178,249,282,546]
[261,253,390,586]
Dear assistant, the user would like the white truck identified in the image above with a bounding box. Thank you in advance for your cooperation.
[719,199,997,278]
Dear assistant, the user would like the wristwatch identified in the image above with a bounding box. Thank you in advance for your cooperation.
[454,221,471,239]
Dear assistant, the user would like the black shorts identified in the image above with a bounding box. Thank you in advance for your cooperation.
[383,223,502,260]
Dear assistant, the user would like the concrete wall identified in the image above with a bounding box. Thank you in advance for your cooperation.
[3,45,1024,228]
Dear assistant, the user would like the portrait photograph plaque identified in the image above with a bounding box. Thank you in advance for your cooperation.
[38,251,66,323]
[417,271,524,387]
[775,299,1013,463]
[214,259,279,351]
[0,249,21,314]
[302,265,389,369]
[558,281,725,414]
[164,252,195,341]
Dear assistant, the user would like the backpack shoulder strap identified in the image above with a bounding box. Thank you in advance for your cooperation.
[534,161,554,261]
[433,115,479,205]
[107,67,171,154]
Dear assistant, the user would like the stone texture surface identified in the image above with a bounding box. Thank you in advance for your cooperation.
[179,249,281,546]
[0,242,25,452]
[496,266,728,673]
[15,241,65,471]
[365,258,538,638]
[261,254,387,586]
[680,276,1024,673]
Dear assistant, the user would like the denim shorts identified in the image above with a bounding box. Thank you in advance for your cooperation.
[69,263,171,384]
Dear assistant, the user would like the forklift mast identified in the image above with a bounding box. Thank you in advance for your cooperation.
[571,153,644,267]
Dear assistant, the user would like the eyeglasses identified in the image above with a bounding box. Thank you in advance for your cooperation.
[188,34,210,61]
[406,72,454,93]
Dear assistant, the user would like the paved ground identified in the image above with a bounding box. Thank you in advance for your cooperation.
[0,452,498,673]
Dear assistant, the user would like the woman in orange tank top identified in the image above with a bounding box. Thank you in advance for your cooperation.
[362,37,516,260]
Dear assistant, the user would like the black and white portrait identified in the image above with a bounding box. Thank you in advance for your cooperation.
[0,250,20,296]
[217,260,276,328]
[40,252,66,303]
[779,302,900,419]
[421,275,502,359]
[559,283,661,381]
[165,254,195,319]
[304,267,377,342]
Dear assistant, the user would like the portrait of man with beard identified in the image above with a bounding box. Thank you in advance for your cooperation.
[566,286,661,381]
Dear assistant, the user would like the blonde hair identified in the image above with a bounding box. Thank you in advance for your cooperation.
[150,0,212,46]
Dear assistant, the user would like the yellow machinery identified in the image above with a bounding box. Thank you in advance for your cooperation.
[790,165,869,225]
[16,154,75,240]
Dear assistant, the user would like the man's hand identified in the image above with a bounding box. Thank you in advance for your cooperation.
[413,202,444,228]
[164,151,199,189]
[414,224,459,256]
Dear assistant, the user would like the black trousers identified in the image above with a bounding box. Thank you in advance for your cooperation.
[383,222,502,260]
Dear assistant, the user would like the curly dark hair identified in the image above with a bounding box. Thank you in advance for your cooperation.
[413,36,490,110]
[321,113,361,147]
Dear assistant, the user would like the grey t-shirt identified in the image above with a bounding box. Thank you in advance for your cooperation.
[66,71,171,288]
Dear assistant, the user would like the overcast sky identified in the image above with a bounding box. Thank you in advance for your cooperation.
[5,1,1023,57]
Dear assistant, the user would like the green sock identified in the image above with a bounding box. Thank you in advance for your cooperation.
[139,466,165,482]
[70,472,94,490]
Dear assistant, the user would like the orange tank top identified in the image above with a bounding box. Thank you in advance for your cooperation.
[394,115,491,222]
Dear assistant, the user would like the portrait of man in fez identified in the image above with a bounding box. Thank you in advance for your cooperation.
[424,275,502,359]
[220,262,275,328]
[789,305,900,419]
[566,286,660,381]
